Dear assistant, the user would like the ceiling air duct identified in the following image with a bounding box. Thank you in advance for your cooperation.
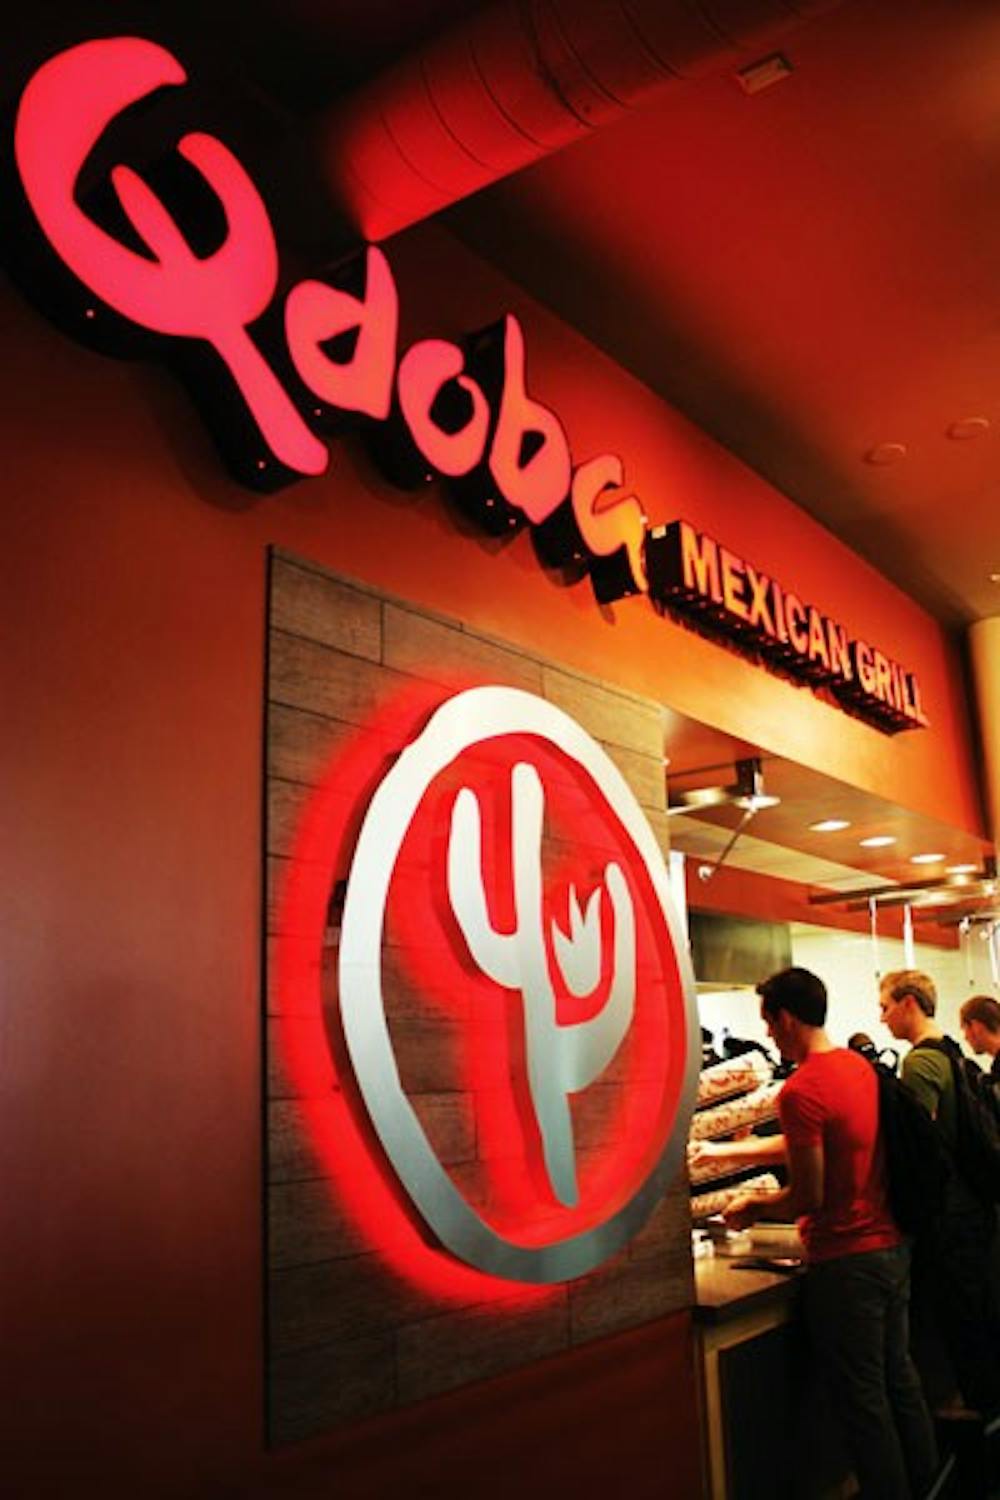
[318,0,846,242]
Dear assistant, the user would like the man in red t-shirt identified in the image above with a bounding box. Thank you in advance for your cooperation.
[725,967,938,1500]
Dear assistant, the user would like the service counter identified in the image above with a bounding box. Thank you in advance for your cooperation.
[695,1256,855,1500]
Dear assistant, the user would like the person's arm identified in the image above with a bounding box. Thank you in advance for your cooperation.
[723,1138,823,1229]
[722,1083,824,1231]
[690,1134,787,1171]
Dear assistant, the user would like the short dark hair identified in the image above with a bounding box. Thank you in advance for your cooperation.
[881,969,937,1017]
[757,966,827,1027]
[961,995,1000,1033]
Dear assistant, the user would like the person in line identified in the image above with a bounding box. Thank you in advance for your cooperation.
[725,966,939,1500]
[960,994,1000,1084]
[848,1029,900,1075]
[700,1025,722,1069]
[879,970,1000,1423]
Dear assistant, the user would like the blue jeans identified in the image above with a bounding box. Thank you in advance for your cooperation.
[803,1243,939,1499]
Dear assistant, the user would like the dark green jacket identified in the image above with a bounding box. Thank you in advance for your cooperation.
[903,1039,982,1212]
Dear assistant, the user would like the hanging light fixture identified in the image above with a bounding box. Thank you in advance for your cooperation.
[869,895,880,983]
[667,756,780,816]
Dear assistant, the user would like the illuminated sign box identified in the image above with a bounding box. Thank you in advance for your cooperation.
[645,521,928,734]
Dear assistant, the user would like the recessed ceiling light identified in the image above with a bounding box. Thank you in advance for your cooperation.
[736,52,793,95]
[946,863,978,875]
[910,852,945,864]
[947,416,990,441]
[864,442,907,466]
[859,835,897,848]
[810,819,850,832]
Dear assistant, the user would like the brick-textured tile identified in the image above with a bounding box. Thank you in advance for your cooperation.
[268,1331,395,1444]
[396,1291,569,1405]
[268,1178,369,1268]
[384,604,543,694]
[270,556,381,661]
[568,1246,691,1345]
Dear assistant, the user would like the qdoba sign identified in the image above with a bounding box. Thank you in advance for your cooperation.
[8,36,927,734]
[294,685,699,1284]
[646,521,929,733]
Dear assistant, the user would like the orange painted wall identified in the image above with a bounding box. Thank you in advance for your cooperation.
[377,227,982,837]
[0,207,979,1493]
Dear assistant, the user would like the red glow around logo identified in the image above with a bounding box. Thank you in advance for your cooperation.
[383,734,684,1239]
[274,685,690,1295]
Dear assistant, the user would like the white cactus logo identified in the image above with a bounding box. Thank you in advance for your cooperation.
[337,685,697,1284]
[448,762,636,1206]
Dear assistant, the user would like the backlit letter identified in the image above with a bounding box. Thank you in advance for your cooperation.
[784,593,808,656]
[487,316,571,525]
[396,339,490,477]
[15,36,327,479]
[286,248,398,421]
[571,455,648,594]
[681,523,722,604]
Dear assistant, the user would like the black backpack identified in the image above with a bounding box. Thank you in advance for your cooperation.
[870,1055,950,1235]
[916,1036,1000,1204]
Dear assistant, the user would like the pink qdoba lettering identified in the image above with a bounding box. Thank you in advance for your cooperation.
[396,340,490,477]
[9,36,929,735]
[15,36,327,477]
[571,455,648,593]
[285,248,397,421]
[487,316,571,525]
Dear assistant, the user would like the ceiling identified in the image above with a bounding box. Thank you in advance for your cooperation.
[443,0,1000,628]
[29,0,1000,909]
[658,711,994,922]
[101,0,1000,627]
[665,745,990,886]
